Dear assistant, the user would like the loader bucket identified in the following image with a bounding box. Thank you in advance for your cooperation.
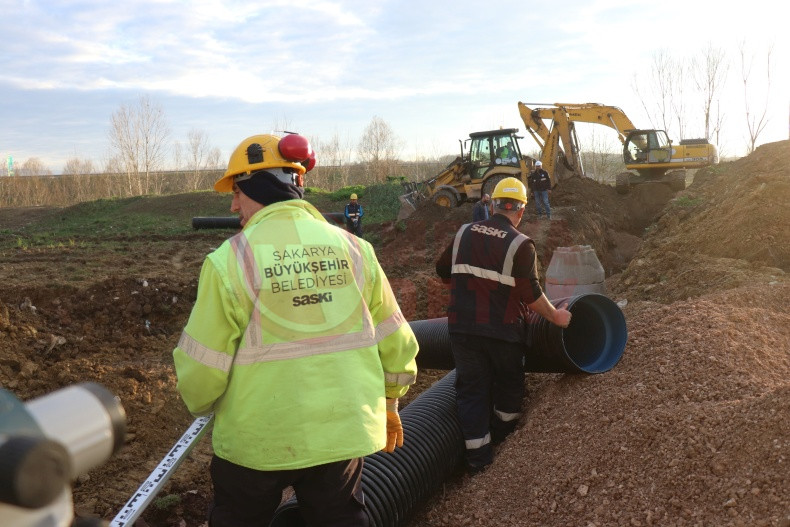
[397,181,423,220]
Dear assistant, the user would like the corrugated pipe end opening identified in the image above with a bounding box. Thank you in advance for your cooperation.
[543,293,627,373]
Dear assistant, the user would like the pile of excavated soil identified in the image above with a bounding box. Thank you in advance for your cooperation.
[411,281,789,527]
[609,140,789,304]
[0,141,787,527]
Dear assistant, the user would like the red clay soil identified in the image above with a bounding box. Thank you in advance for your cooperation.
[0,141,788,526]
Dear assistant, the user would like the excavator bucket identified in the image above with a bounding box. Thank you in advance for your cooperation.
[398,181,423,220]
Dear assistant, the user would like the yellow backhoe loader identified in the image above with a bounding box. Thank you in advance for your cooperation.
[399,128,532,216]
[517,102,719,193]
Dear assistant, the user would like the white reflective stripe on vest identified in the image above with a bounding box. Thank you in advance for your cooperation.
[235,319,376,364]
[450,264,516,286]
[338,229,367,291]
[450,223,471,265]
[234,307,412,365]
[230,232,265,347]
[494,407,522,422]
[465,432,491,450]
[375,309,407,343]
[502,235,528,277]
[450,222,528,286]
[178,331,233,372]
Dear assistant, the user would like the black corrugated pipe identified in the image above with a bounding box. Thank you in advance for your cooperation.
[410,293,627,374]
[524,293,628,373]
[407,318,454,370]
[269,371,463,527]
[268,293,626,526]
[191,213,346,230]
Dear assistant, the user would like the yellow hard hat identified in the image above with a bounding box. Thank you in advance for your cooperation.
[491,177,528,204]
[350,193,358,200]
[214,134,314,193]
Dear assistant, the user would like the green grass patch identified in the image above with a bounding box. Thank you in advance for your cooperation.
[0,184,404,249]
[673,196,704,207]
[153,493,181,510]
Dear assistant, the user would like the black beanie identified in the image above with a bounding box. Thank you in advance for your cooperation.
[235,170,304,206]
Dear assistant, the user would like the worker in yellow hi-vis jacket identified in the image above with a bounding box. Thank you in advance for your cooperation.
[173,133,419,527]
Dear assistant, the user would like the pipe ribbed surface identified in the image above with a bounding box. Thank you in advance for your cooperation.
[192,213,346,230]
[269,371,463,527]
[408,318,454,370]
[524,293,627,373]
[409,293,627,374]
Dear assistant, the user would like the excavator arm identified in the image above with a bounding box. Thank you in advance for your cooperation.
[517,102,640,185]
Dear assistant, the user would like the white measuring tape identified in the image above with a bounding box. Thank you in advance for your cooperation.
[110,414,214,527]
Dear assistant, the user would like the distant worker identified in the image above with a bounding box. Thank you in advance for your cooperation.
[472,193,491,222]
[528,160,552,219]
[345,193,364,236]
[495,142,518,165]
[173,133,419,527]
[435,177,571,475]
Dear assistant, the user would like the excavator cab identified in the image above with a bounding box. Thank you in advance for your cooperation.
[624,130,672,165]
[468,129,522,180]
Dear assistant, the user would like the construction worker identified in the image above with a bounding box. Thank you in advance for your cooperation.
[528,160,552,219]
[173,133,419,527]
[472,193,490,221]
[345,193,364,236]
[435,177,571,474]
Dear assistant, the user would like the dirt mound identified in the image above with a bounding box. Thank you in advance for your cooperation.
[416,282,790,527]
[610,140,790,303]
[1,143,788,527]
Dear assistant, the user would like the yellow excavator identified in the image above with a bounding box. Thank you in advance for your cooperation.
[517,102,719,193]
[399,128,532,214]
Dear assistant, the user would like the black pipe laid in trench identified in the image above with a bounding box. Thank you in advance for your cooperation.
[270,371,462,527]
[413,293,628,373]
[192,213,347,230]
[269,293,627,526]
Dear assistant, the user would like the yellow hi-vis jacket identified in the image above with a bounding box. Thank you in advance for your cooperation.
[173,200,419,471]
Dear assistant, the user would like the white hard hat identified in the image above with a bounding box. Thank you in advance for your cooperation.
[535,161,543,167]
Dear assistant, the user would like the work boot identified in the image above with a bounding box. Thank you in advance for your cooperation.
[465,461,490,476]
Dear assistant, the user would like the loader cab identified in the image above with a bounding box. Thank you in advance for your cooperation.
[468,129,522,179]
[624,129,672,165]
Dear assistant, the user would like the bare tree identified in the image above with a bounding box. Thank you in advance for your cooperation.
[633,50,675,135]
[691,43,729,141]
[108,94,171,195]
[186,129,211,190]
[62,157,95,175]
[357,116,402,183]
[207,147,222,169]
[312,131,353,189]
[739,40,773,154]
[578,127,625,185]
[17,158,52,177]
[670,59,688,140]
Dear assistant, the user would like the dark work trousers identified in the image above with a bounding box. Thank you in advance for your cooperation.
[449,332,526,469]
[209,455,368,527]
[346,219,363,237]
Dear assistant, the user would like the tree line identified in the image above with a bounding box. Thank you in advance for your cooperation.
[2,40,778,207]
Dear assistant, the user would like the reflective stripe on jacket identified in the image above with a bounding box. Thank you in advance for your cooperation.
[435,214,542,342]
[173,199,418,470]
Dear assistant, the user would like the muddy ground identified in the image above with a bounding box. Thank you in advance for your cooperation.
[1,141,788,526]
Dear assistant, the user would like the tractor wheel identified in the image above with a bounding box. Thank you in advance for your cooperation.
[615,172,631,195]
[482,174,508,199]
[432,188,458,208]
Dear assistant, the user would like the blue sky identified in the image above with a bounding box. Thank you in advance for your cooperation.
[1,0,787,174]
